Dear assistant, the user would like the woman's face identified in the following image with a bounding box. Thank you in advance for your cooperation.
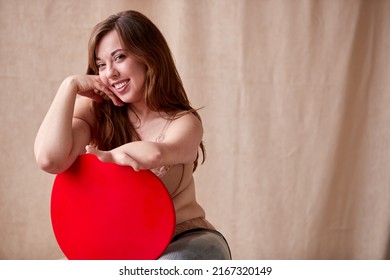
[95,30,147,104]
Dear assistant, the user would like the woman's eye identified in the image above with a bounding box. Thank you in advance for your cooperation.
[114,54,125,61]
[96,63,105,70]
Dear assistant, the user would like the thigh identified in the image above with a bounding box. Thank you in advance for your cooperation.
[158,230,231,260]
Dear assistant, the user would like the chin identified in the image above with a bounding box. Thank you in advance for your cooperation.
[119,94,143,105]
[115,94,131,104]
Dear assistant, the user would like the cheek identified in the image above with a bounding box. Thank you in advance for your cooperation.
[133,62,147,78]
[135,66,147,86]
[129,70,145,88]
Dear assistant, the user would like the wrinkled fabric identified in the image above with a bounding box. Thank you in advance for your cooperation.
[1,0,390,259]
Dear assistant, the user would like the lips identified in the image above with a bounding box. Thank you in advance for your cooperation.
[112,80,130,92]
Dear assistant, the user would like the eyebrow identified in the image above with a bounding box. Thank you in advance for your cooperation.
[95,49,125,61]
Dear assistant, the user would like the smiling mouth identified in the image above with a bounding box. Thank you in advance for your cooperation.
[112,80,129,90]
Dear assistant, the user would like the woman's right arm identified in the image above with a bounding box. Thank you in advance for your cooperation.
[34,75,121,174]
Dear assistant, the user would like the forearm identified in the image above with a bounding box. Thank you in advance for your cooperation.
[34,78,81,173]
[86,141,165,171]
[118,141,164,170]
[85,112,202,171]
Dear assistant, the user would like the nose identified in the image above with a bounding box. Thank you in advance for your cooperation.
[106,64,119,79]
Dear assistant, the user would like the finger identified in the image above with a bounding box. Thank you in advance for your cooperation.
[93,82,124,107]
[80,89,104,103]
[105,91,124,107]
[85,145,111,162]
[90,76,124,106]
[86,146,139,171]
[115,154,140,171]
[93,89,105,97]
[92,91,105,103]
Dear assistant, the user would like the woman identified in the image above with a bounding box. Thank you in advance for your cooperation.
[34,10,231,260]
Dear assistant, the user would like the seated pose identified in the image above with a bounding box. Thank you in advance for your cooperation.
[34,10,231,260]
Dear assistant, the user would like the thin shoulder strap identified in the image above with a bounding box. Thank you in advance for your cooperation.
[156,116,174,143]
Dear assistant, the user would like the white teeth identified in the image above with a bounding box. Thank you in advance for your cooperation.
[114,81,128,89]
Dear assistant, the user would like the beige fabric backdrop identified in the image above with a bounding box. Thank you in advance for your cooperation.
[1,0,389,259]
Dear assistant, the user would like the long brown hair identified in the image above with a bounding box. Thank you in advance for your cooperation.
[86,10,205,170]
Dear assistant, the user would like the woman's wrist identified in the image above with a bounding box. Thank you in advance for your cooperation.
[62,76,80,93]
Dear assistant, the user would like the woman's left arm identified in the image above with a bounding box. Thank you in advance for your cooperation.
[86,113,203,171]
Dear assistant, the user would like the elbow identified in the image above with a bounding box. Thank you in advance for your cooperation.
[35,153,67,174]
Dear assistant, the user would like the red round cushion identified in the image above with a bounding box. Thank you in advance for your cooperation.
[51,154,175,260]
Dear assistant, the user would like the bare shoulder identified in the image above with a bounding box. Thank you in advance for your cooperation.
[163,111,203,143]
[172,111,203,132]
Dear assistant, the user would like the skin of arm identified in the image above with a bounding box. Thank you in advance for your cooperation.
[35,76,201,173]
[86,112,203,171]
[34,75,121,174]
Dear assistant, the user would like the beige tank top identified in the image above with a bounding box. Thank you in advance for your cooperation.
[150,117,215,235]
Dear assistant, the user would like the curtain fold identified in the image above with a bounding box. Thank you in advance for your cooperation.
[1,0,389,259]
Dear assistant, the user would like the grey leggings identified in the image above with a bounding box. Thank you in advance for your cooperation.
[158,229,231,260]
